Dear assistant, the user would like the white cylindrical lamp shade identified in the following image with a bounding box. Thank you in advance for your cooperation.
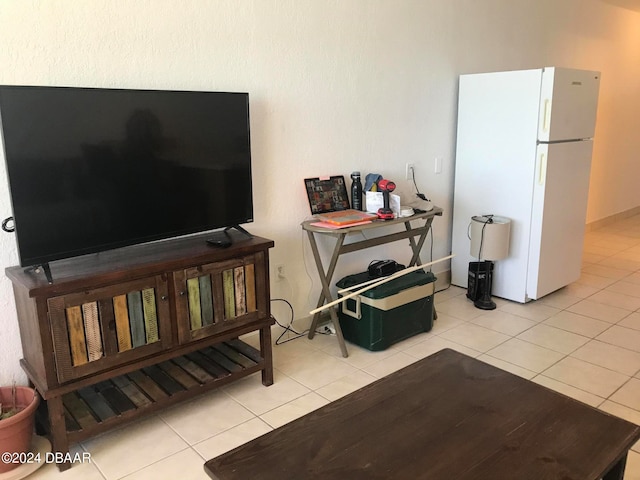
[469,215,511,261]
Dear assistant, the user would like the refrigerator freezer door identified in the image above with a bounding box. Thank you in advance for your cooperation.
[538,68,600,142]
[526,140,593,299]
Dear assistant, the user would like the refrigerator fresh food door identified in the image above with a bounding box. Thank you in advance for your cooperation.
[538,68,600,142]
[526,140,593,299]
[451,69,542,303]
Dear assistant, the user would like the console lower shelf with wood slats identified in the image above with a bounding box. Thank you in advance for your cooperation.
[56,339,263,442]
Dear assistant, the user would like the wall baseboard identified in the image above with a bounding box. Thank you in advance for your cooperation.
[586,206,640,232]
[434,269,451,291]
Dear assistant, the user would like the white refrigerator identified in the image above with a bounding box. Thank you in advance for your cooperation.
[451,67,600,303]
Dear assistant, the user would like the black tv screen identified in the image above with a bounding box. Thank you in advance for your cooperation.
[0,86,253,267]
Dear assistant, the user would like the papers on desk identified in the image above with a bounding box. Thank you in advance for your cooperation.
[310,220,373,229]
[314,209,377,226]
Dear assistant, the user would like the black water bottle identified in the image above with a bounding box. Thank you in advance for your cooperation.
[350,171,363,210]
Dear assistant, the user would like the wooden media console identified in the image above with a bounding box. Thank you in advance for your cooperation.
[6,232,274,470]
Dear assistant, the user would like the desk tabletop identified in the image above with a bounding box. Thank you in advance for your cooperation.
[205,348,640,480]
[301,206,443,234]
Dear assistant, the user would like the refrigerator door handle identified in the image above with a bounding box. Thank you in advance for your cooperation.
[542,99,551,133]
[538,152,547,185]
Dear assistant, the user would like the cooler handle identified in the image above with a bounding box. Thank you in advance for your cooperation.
[340,293,362,320]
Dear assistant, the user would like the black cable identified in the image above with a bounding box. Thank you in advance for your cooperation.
[271,298,302,344]
[2,216,15,233]
[271,298,331,345]
[410,166,430,201]
[477,214,494,260]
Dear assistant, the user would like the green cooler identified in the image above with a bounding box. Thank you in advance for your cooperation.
[336,270,436,351]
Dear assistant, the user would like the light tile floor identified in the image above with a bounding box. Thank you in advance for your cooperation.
[28,214,640,480]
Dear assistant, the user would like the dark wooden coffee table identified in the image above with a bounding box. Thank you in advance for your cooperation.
[204,348,640,479]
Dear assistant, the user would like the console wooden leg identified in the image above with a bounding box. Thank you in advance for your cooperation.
[47,396,72,471]
[260,325,274,386]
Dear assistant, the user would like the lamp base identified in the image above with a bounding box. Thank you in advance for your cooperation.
[474,296,497,310]
[467,260,497,310]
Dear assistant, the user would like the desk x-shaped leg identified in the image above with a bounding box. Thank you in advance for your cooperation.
[306,230,350,357]
[306,215,437,357]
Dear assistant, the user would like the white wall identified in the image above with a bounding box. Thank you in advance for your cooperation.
[0,0,639,385]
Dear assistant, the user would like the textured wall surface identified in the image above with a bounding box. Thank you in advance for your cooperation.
[0,0,639,384]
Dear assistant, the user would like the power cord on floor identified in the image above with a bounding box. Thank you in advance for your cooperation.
[270,298,332,345]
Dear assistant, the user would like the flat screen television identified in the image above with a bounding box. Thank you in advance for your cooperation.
[0,86,253,269]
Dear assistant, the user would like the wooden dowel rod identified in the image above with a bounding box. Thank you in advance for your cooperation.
[309,254,454,315]
[335,276,384,293]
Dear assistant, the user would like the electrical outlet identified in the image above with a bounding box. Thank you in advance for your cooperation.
[276,264,286,280]
[323,324,336,335]
[405,163,415,181]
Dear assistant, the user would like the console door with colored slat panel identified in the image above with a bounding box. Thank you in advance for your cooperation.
[48,275,171,384]
[173,252,268,344]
